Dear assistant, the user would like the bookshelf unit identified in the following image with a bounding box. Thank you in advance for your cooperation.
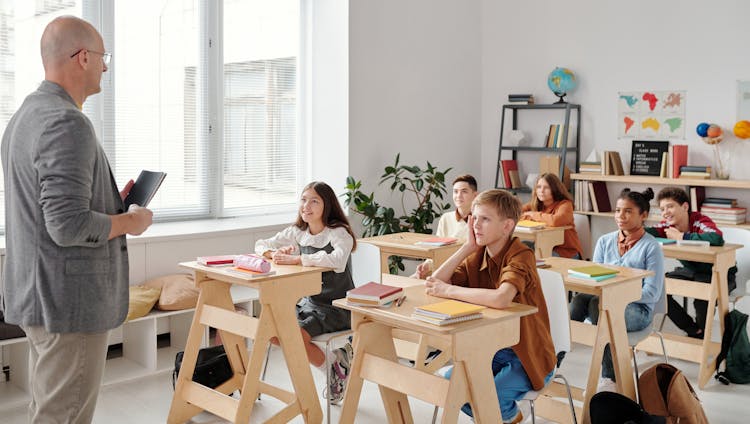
[571,173,750,229]
[494,103,581,193]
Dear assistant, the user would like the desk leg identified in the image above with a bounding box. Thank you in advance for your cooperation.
[271,301,324,424]
[168,278,229,423]
[340,320,414,424]
[536,231,564,259]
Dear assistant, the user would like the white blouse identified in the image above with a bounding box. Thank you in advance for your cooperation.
[254,226,353,273]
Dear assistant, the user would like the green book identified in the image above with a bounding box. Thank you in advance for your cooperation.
[654,237,677,245]
[567,265,619,278]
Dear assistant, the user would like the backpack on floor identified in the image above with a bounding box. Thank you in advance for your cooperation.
[172,345,233,390]
[715,308,750,384]
[638,363,708,424]
[589,391,665,424]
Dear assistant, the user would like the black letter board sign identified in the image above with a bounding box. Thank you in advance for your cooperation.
[630,140,669,176]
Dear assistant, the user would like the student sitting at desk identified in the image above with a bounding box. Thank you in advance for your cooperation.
[520,173,584,259]
[425,189,556,424]
[570,188,664,392]
[412,174,478,279]
[645,186,737,339]
[255,181,356,403]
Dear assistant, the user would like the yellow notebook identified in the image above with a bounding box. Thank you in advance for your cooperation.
[414,300,486,319]
[568,265,619,278]
[516,219,546,228]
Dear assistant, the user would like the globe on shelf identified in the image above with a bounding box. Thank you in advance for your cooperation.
[547,67,577,104]
[696,122,729,179]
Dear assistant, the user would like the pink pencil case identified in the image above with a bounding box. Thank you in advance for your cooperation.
[234,254,271,273]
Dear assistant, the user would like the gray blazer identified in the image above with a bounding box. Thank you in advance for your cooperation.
[1,81,129,333]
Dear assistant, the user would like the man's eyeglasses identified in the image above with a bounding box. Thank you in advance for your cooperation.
[70,48,112,66]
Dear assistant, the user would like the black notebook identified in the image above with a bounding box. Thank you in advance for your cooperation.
[123,170,167,209]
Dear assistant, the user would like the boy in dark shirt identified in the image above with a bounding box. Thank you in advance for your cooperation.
[645,187,737,338]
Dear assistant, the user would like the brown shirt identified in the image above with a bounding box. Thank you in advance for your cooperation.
[450,237,556,390]
[522,199,584,259]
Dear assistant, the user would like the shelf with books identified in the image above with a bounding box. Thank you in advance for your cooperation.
[494,103,581,191]
[574,210,750,230]
[571,173,750,189]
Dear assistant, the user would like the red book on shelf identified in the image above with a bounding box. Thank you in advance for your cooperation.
[590,181,612,213]
[347,282,403,302]
[500,160,518,188]
[671,144,688,179]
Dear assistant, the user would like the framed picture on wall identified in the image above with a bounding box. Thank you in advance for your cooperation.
[630,140,669,176]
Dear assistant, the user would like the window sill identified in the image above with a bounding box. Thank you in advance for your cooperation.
[0,213,297,253]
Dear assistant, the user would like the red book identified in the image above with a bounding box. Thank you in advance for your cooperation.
[197,255,237,266]
[500,160,518,188]
[671,144,688,179]
[590,181,611,213]
[346,282,403,303]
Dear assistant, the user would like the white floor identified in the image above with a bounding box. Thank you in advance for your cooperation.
[1,309,748,423]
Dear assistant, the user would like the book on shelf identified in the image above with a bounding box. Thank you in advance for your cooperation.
[413,299,486,320]
[701,214,746,224]
[197,255,237,266]
[500,159,518,189]
[568,265,619,278]
[660,152,668,177]
[700,206,746,214]
[703,197,737,207]
[680,165,712,173]
[588,181,611,213]
[690,186,706,213]
[555,124,567,148]
[508,94,534,104]
[123,170,167,209]
[224,266,276,278]
[546,124,558,148]
[509,169,523,188]
[579,161,602,174]
[415,237,458,246]
[411,312,484,326]
[679,171,711,179]
[346,282,404,306]
[671,144,688,179]
[603,151,625,176]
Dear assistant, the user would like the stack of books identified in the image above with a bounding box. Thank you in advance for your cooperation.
[602,151,625,176]
[508,94,534,104]
[415,237,458,247]
[700,197,746,224]
[579,161,603,174]
[346,282,404,307]
[679,165,711,179]
[515,220,546,232]
[412,300,485,326]
[567,265,619,282]
[545,124,568,148]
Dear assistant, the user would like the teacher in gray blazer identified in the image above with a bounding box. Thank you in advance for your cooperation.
[1,16,153,424]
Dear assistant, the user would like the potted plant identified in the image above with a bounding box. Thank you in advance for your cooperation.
[343,154,452,273]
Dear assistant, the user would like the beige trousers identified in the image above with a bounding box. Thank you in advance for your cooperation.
[22,326,110,424]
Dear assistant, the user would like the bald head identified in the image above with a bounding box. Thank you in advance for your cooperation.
[41,16,100,71]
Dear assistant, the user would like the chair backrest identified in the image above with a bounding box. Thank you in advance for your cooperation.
[573,213,592,260]
[350,242,381,286]
[538,268,571,356]
[718,226,750,296]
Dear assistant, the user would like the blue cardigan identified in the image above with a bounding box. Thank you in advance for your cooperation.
[593,231,665,314]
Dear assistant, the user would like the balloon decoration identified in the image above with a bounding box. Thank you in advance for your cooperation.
[733,120,750,139]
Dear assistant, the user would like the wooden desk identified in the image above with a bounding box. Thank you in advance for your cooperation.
[636,243,741,388]
[514,226,568,259]
[359,232,462,273]
[539,257,652,424]
[333,283,537,424]
[167,262,328,424]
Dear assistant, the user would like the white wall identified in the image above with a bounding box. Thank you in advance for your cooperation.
[348,0,482,231]
[480,0,750,236]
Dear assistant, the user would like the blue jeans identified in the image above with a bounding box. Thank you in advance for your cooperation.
[444,348,553,421]
[569,294,652,380]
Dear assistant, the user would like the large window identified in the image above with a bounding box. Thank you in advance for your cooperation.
[0,0,305,232]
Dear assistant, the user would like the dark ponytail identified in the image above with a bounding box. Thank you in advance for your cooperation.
[618,187,654,214]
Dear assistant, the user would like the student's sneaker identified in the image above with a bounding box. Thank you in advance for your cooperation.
[504,410,524,424]
[597,377,617,393]
[326,343,353,404]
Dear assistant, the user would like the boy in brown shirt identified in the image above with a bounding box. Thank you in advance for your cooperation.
[427,189,556,423]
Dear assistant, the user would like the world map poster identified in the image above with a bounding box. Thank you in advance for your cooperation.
[618,90,686,139]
